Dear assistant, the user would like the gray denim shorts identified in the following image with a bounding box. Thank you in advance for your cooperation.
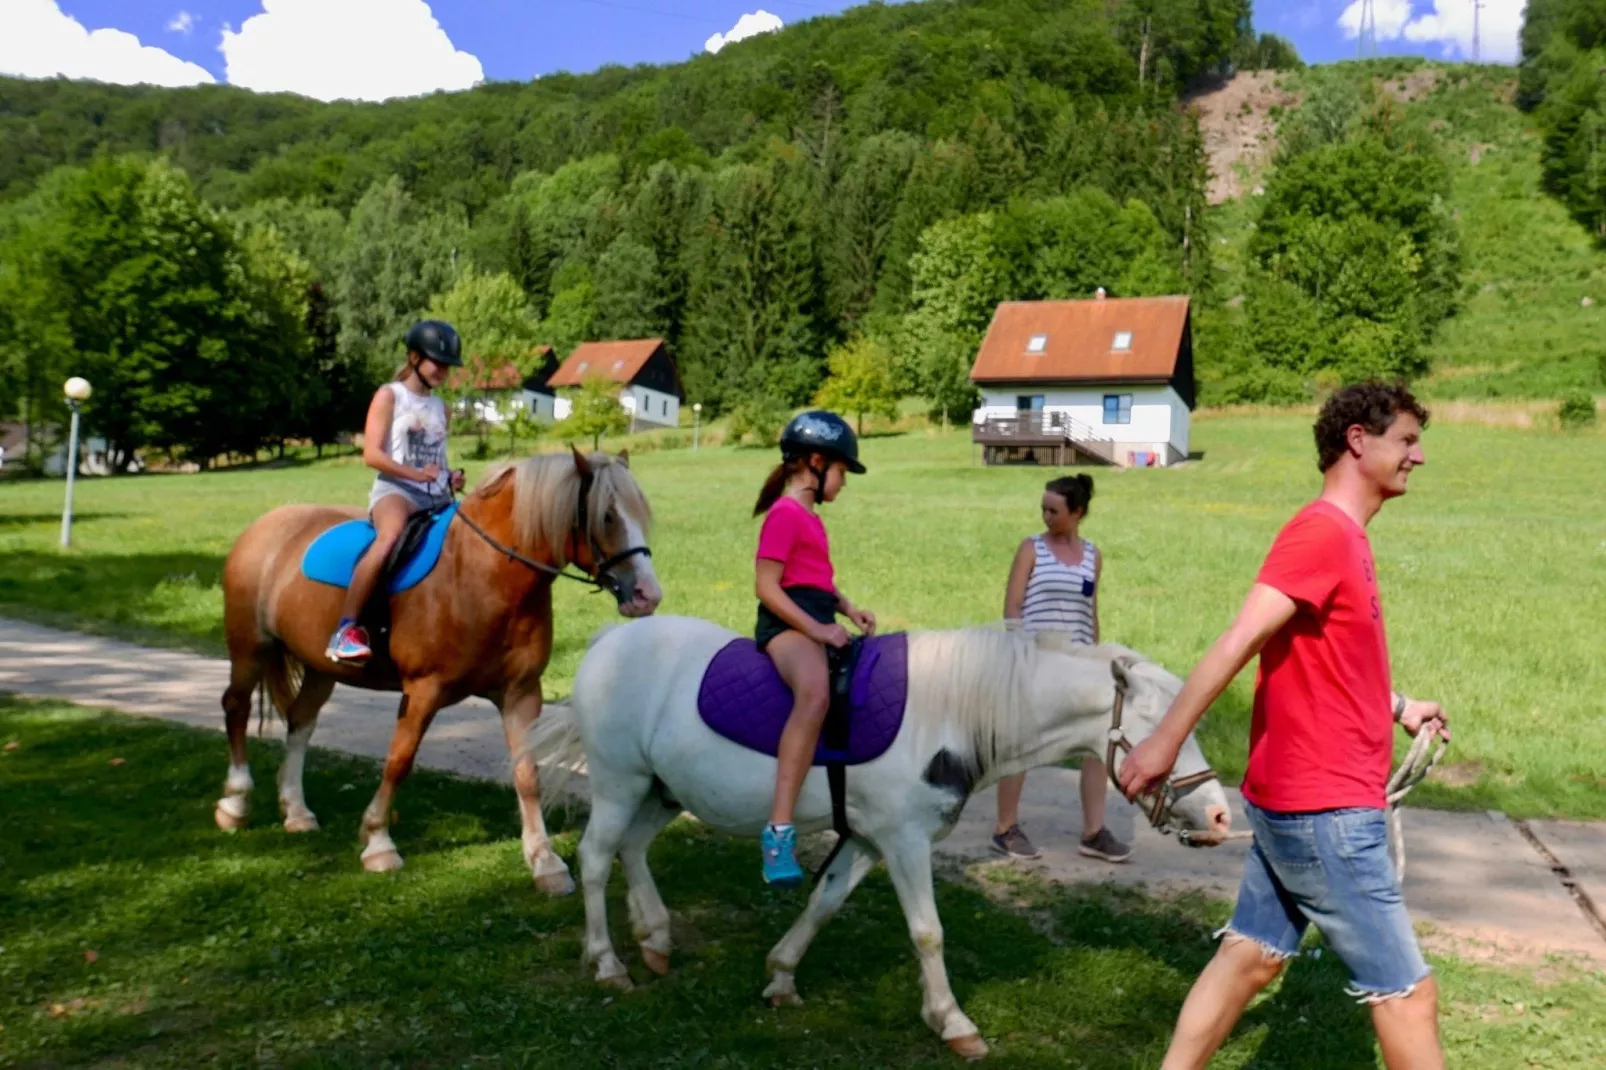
[368,478,447,514]
[1224,801,1431,1001]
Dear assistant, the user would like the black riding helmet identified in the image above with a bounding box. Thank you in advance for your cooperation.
[405,320,464,368]
[780,410,866,475]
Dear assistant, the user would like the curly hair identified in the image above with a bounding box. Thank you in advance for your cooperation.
[1313,382,1430,472]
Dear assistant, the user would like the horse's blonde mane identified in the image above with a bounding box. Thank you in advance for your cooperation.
[905,629,1121,774]
[474,452,651,566]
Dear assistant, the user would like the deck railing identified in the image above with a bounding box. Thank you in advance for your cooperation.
[972,411,1116,464]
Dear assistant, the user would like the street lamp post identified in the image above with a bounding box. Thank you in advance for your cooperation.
[60,377,92,549]
[692,402,703,451]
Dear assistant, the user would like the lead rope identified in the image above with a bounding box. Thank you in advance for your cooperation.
[1385,729,1450,883]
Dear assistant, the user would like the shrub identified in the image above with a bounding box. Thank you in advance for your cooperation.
[1558,390,1597,429]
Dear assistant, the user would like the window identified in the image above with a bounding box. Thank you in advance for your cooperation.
[1102,393,1132,425]
[662,398,668,416]
[1017,394,1045,412]
[1112,331,1133,352]
[1026,333,1049,354]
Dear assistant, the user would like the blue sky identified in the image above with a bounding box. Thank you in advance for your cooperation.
[3,1,1528,103]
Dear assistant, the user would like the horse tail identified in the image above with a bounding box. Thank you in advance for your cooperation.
[521,703,586,813]
[256,644,305,730]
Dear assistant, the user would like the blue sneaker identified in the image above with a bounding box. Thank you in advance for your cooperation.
[761,824,804,888]
[325,621,372,664]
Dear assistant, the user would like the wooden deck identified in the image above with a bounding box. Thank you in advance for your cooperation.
[971,412,1117,467]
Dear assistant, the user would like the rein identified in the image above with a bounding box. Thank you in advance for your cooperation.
[452,465,651,601]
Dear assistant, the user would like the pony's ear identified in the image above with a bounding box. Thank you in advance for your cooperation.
[616,448,630,469]
[571,443,593,478]
[1110,655,1137,690]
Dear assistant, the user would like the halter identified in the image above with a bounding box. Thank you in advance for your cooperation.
[454,463,652,603]
[1102,656,1231,846]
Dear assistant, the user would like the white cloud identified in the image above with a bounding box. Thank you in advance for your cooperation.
[0,0,214,87]
[1338,0,1525,63]
[1337,0,1412,42]
[220,0,484,102]
[166,10,196,36]
[705,10,782,55]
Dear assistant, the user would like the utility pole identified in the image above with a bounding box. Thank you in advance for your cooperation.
[1473,0,1484,63]
[1357,0,1376,60]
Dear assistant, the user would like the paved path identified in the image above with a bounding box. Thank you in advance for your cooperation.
[3,617,1603,967]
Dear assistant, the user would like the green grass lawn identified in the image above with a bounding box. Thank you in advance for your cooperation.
[3,698,1603,1069]
[3,415,1604,820]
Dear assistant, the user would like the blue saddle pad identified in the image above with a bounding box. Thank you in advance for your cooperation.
[696,633,908,766]
[300,504,457,593]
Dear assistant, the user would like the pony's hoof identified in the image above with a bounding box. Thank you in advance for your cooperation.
[598,971,634,992]
[947,1035,989,1061]
[214,803,249,832]
[362,850,404,873]
[533,870,575,897]
[283,814,320,833]
[641,947,671,977]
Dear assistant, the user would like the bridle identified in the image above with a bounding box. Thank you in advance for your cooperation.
[1102,656,1233,846]
[453,464,652,604]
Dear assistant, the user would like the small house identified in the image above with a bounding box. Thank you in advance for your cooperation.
[969,294,1196,467]
[448,345,559,424]
[548,338,686,430]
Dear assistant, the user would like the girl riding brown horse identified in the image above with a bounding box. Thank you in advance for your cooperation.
[216,438,660,891]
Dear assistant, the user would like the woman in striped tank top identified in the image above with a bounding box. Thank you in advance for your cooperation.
[993,474,1131,864]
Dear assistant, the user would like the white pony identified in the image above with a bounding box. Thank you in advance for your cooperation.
[524,615,1232,1061]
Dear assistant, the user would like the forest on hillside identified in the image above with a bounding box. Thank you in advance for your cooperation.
[1,0,1308,468]
[1520,0,1606,241]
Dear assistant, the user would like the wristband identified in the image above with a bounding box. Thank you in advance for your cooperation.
[1392,693,1407,722]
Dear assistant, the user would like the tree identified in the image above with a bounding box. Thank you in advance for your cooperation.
[592,235,665,341]
[506,406,545,455]
[814,335,901,433]
[562,376,631,448]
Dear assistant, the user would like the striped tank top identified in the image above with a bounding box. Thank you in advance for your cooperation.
[1020,535,1098,643]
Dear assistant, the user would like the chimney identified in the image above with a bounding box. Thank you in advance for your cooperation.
[1094,287,1107,300]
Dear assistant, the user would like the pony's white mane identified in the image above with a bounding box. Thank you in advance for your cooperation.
[905,629,1125,774]
[474,452,651,566]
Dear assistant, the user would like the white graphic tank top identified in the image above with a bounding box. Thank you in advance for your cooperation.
[371,381,449,507]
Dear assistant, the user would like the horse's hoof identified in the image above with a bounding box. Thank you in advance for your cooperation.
[214,803,249,832]
[533,870,575,897]
[947,1035,989,1061]
[768,991,803,1008]
[598,972,634,992]
[362,850,404,873]
[641,947,671,977]
[283,814,320,833]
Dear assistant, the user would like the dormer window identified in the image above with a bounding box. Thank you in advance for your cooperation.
[577,361,589,373]
[1026,334,1048,354]
[612,359,625,372]
[1112,331,1133,352]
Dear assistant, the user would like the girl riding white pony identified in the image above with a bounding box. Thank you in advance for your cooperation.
[524,616,1232,1060]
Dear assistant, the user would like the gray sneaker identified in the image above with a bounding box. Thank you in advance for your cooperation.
[1079,827,1132,863]
[990,824,1041,860]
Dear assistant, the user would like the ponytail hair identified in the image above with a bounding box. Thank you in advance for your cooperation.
[754,457,808,517]
[1044,473,1094,515]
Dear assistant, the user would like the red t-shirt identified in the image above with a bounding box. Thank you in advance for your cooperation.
[1241,500,1393,812]
[756,495,836,592]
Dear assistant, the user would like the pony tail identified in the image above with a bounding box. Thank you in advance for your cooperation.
[753,460,798,517]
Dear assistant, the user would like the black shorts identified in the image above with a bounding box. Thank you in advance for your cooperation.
[755,586,838,652]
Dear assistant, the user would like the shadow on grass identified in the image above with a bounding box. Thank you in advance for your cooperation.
[0,551,226,652]
[0,513,128,528]
[1,698,1382,1069]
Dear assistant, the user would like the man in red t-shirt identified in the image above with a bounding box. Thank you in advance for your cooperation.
[1119,383,1451,1070]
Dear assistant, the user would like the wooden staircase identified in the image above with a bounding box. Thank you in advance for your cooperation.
[971,411,1117,467]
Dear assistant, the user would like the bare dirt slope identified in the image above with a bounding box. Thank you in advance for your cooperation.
[1186,71,1300,205]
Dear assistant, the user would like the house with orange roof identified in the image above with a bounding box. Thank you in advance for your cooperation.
[548,338,686,430]
[969,292,1196,468]
[446,345,560,423]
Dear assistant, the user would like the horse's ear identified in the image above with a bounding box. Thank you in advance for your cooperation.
[571,443,593,478]
[1110,655,1137,689]
[616,448,630,469]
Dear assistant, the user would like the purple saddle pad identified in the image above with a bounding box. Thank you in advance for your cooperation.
[697,633,908,766]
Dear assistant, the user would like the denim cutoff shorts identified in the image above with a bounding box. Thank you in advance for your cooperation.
[1224,801,1431,1000]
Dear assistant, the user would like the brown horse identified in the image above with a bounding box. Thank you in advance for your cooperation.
[216,447,659,894]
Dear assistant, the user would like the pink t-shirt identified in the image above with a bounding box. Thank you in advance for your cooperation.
[756,495,836,592]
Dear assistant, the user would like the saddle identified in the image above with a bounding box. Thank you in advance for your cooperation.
[697,632,910,881]
[301,504,458,658]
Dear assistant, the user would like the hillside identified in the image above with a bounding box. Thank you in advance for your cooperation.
[1199,60,1606,402]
